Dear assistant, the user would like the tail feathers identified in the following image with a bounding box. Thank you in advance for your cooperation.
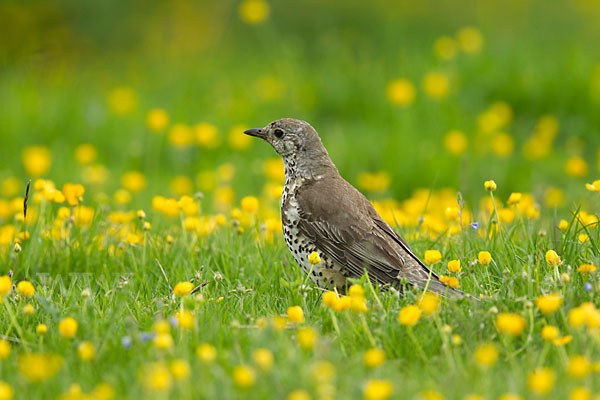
[422,275,464,298]
[409,263,477,301]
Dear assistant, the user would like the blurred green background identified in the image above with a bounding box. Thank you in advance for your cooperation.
[1,0,600,211]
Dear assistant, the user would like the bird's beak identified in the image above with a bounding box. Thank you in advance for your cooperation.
[244,128,265,139]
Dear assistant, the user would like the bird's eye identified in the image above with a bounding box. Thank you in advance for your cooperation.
[274,128,284,138]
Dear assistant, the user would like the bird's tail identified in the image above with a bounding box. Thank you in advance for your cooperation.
[412,262,478,301]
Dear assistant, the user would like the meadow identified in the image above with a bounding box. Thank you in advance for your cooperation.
[1,0,600,399]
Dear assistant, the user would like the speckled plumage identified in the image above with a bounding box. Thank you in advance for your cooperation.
[244,118,462,297]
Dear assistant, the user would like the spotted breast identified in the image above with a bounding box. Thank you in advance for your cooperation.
[281,171,349,289]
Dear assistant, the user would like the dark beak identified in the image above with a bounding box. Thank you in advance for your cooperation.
[244,128,265,138]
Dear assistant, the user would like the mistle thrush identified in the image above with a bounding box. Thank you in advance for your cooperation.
[245,118,462,297]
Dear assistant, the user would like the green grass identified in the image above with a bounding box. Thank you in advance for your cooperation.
[0,189,599,399]
[1,0,600,398]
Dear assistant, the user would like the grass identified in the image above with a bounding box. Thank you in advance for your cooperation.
[1,0,600,399]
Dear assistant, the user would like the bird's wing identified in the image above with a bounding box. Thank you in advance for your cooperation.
[295,176,451,293]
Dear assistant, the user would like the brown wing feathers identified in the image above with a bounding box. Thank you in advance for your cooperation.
[296,176,462,297]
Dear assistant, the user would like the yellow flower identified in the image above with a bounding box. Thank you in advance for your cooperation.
[22,146,52,177]
[568,307,587,327]
[423,72,450,99]
[175,310,195,330]
[578,264,596,273]
[232,365,255,388]
[0,340,10,360]
[385,79,415,107]
[351,296,368,313]
[173,281,194,296]
[463,395,483,400]
[308,251,321,265]
[252,348,274,372]
[74,144,97,165]
[272,315,288,330]
[107,86,138,115]
[447,260,461,273]
[77,341,96,362]
[569,387,591,400]
[443,130,468,155]
[363,379,393,400]
[452,334,462,345]
[169,176,194,196]
[490,133,514,157]
[90,382,115,400]
[239,0,270,24]
[23,304,35,315]
[58,317,78,338]
[565,156,588,177]
[578,233,589,243]
[507,192,522,205]
[333,295,352,312]
[286,390,311,400]
[456,27,483,53]
[544,186,565,207]
[168,123,194,148]
[418,293,440,316]
[498,394,522,400]
[241,196,259,213]
[311,360,335,382]
[398,305,421,326]
[483,180,497,191]
[545,250,561,266]
[18,353,63,381]
[36,324,48,335]
[62,183,85,206]
[418,390,444,400]
[567,355,591,378]
[585,179,600,191]
[496,313,526,336]
[169,359,190,380]
[322,291,338,308]
[478,251,491,265]
[433,36,457,60]
[263,158,285,183]
[195,122,220,148]
[0,276,12,296]
[357,171,391,192]
[445,206,460,221]
[363,348,386,368]
[0,177,20,197]
[297,327,317,350]
[82,164,108,185]
[348,285,364,298]
[196,343,217,363]
[535,293,562,314]
[440,275,461,288]
[153,333,173,349]
[527,367,555,395]
[228,124,253,151]
[553,335,572,346]
[142,362,172,392]
[541,325,560,341]
[16,280,35,297]
[146,108,169,132]
[0,382,13,400]
[424,250,442,264]
[287,306,304,323]
[120,171,146,193]
[474,343,498,367]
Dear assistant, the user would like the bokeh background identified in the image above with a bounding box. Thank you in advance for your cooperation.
[1,0,600,213]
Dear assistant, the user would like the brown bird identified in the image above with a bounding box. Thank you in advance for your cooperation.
[244,118,462,297]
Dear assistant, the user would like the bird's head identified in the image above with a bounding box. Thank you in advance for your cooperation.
[244,118,324,159]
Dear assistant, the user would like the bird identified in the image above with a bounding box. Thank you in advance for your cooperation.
[244,118,463,297]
